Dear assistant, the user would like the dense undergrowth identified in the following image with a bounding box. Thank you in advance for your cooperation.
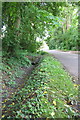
[46,27,78,51]
[2,50,31,87]
[2,55,79,119]
[2,50,48,88]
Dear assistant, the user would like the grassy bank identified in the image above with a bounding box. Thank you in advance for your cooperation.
[2,55,78,119]
[2,51,40,88]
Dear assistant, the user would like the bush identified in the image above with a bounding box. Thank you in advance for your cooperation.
[47,27,78,51]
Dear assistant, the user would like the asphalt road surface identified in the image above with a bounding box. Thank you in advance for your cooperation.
[44,50,79,83]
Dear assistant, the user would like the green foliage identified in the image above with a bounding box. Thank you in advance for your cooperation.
[2,2,79,119]
[2,2,65,57]
[37,50,49,55]
[2,50,31,87]
[45,3,78,51]
[2,56,78,118]
[47,27,78,50]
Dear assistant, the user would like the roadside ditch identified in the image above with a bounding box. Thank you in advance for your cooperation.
[2,55,42,117]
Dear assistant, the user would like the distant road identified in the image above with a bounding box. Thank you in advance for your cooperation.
[44,50,79,83]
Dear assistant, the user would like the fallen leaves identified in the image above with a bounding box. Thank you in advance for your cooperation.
[11,102,15,105]
[2,115,5,118]
[53,101,56,106]
[43,91,47,94]
[51,111,55,116]
[74,84,80,87]
[2,104,6,108]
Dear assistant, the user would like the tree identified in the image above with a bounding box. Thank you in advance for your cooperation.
[2,2,63,57]
[45,3,78,51]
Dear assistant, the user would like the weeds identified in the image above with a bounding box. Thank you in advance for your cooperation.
[2,55,79,119]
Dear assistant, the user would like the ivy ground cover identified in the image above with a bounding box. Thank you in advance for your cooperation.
[2,55,79,119]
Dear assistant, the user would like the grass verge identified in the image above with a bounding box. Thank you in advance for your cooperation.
[2,55,79,119]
